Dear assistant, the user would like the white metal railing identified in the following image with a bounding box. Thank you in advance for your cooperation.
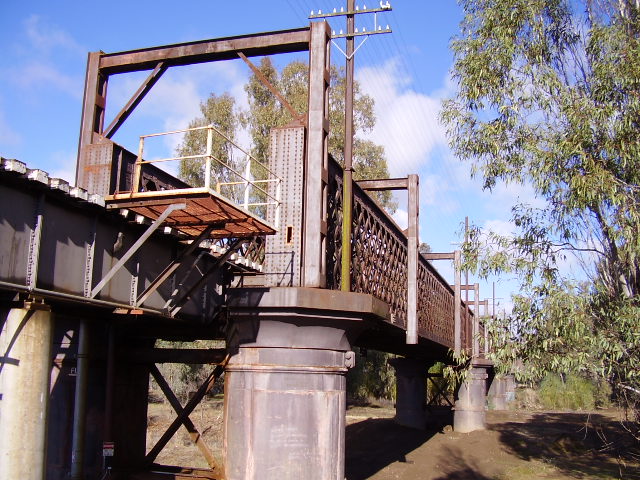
[131,124,281,227]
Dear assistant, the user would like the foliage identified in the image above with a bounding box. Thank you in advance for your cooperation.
[176,92,240,189]
[538,374,597,411]
[347,349,396,402]
[442,0,640,414]
[152,340,225,402]
[247,59,396,211]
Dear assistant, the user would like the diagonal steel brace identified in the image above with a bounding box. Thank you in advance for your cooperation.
[134,224,215,307]
[148,364,221,471]
[90,203,186,299]
[145,357,228,465]
[165,237,247,316]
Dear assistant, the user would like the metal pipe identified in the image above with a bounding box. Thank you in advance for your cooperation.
[341,0,356,292]
[71,320,90,480]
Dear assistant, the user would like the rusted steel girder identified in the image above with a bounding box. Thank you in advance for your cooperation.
[77,26,312,191]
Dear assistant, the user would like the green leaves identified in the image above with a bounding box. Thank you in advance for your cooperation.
[446,0,640,402]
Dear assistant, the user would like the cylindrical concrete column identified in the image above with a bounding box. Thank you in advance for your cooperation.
[488,374,507,410]
[388,358,427,429]
[224,319,354,480]
[453,366,488,433]
[0,308,54,480]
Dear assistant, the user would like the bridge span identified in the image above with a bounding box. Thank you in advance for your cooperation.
[0,21,496,480]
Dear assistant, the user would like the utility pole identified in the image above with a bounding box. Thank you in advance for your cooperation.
[342,0,356,292]
[310,2,392,292]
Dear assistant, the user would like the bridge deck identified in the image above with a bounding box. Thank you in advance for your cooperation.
[105,188,276,239]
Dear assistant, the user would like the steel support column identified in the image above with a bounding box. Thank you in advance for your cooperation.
[388,357,427,429]
[473,283,479,357]
[0,307,54,480]
[406,174,419,344]
[70,320,90,480]
[303,22,331,287]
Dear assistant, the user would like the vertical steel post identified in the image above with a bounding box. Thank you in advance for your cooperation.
[133,136,144,193]
[205,126,213,190]
[76,51,108,190]
[483,300,489,356]
[464,217,469,305]
[303,22,331,287]
[340,0,355,292]
[406,174,419,344]
[243,159,251,210]
[71,320,90,480]
[454,250,461,354]
[473,283,479,357]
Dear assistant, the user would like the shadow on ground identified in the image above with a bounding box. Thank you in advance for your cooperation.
[490,412,640,479]
[431,446,495,480]
[345,417,437,480]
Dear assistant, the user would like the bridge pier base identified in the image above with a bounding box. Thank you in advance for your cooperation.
[0,307,53,480]
[224,317,355,480]
[453,364,489,433]
[388,357,428,429]
[488,373,515,410]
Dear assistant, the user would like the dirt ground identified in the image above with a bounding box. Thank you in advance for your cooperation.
[146,397,640,479]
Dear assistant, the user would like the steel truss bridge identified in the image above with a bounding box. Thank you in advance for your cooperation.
[0,21,495,480]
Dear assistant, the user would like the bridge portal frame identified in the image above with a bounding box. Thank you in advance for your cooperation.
[76,22,332,289]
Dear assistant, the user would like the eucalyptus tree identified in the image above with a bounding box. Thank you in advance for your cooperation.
[442,0,640,404]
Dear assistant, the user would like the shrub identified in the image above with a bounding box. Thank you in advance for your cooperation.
[538,374,598,410]
[347,349,396,403]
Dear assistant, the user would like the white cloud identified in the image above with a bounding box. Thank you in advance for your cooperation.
[483,219,516,237]
[109,61,250,154]
[23,15,83,54]
[392,207,408,230]
[357,58,450,177]
[6,16,84,100]
[12,62,82,99]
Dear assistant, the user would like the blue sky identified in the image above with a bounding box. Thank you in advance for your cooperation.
[0,0,531,315]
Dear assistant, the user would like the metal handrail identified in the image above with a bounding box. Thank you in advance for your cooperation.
[132,125,282,226]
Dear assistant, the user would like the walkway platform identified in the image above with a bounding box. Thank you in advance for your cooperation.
[105,188,276,239]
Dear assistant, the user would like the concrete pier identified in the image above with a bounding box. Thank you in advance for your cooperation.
[0,307,54,480]
[224,319,354,480]
[225,287,387,480]
[453,365,489,433]
[388,357,428,429]
[488,373,516,410]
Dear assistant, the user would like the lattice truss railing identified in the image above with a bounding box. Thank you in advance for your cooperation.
[327,159,472,349]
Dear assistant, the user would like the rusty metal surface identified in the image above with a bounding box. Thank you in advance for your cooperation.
[99,27,311,74]
[105,188,277,239]
[263,127,306,286]
[0,162,227,319]
[302,22,331,288]
[326,157,472,350]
